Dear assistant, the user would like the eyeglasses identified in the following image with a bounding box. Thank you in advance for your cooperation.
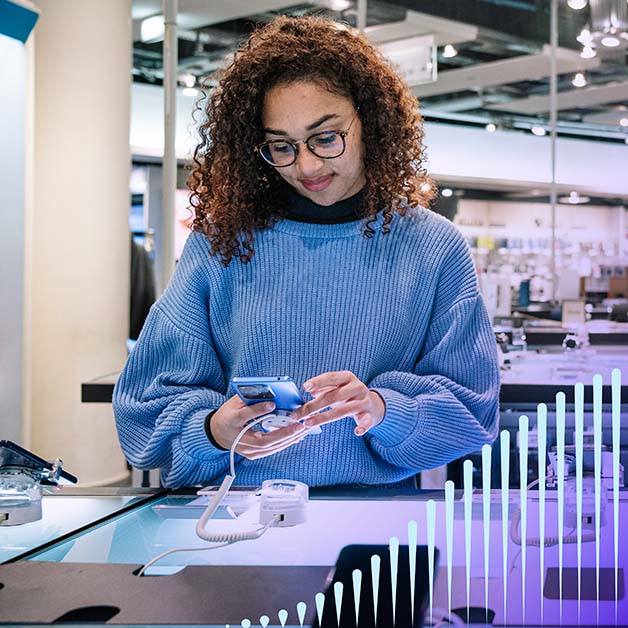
[256,111,360,168]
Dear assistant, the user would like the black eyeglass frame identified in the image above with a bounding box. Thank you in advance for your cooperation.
[255,110,360,168]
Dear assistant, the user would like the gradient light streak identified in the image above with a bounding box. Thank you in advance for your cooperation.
[297,601,307,627]
[519,415,529,621]
[259,615,269,628]
[426,500,436,625]
[481,443,492,622]
[334,582,344,626]
[500,430,511,624]
[593,373,603,622]
[574,382,584,622]
[389,537,399,626]
[371,553,381,625]
[352,569,362,627]
[314,593,324,627]
[408,520,417,625]
[445,480,455,620]
[537,403,548,624]
[278,609,288,627]
[612,368,621,622]
[556,391,566,621]
[463,459,473,620]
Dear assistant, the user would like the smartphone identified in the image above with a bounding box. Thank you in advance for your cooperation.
[230,376,304,414]
[0,440,78,485]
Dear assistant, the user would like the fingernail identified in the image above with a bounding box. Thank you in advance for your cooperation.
[355,427,365,436]
[264,402,274,410]
[304,419,314,428]
[303,382,312,391]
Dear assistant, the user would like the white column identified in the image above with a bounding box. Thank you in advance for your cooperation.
[25,0,131,485]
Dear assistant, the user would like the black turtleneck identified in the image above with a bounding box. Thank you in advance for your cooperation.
[283,185,365,224]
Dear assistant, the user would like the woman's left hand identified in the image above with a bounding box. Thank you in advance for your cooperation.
[289,370,386,436]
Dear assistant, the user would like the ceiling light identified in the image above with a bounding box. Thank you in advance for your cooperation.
[577,28,593,45]
[620,118,628,127]
[580,45,596,58]
[182,87,198,97]
[485,123,497,132]
[441,188,453,197]
[567,0,587,8]
[601,35,621,47]
[181,74,196,88]
[559,191,590,204]
[572,72,587,87]
[140,15,164,43]
[625,137,628,145]
[531,125,547,136]
[442,44,457,58]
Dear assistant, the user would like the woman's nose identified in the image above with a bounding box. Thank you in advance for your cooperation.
[294,144,325,176]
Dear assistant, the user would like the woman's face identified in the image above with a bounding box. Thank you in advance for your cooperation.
[261,81,366,206]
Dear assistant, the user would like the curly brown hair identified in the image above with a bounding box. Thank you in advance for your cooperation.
[189,15,435,265]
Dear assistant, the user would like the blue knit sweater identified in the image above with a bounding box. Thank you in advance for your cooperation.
[113,209,500,488]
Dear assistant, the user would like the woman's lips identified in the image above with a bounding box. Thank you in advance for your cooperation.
[301,175,333,192]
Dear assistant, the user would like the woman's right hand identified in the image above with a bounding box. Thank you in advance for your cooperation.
[209,395,309,459]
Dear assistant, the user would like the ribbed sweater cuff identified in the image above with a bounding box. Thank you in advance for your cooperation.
[180,407,228,461]
[368,388,419,447]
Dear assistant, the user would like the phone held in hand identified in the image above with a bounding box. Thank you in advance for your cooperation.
[230,376,304,414]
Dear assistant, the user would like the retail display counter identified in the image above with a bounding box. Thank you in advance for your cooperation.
[1,486,626,626]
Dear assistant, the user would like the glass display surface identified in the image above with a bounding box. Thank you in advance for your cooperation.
[0,494,142,563]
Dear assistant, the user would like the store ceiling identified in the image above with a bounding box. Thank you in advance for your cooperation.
[130,0,628,147]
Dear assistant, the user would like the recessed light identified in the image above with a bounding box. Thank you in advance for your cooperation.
[572,72,587,87]
[620,118,628,127]
[567,0,587,8]
[441,188,453,197]
[442,44,458,58]
[559,191,590,204]
[182,87,198,97]
[601,36,621,47]
[485,123,497,132]
[531,125,547,136]
[580,45,597,59]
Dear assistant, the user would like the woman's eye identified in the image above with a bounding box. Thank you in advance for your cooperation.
[270,142,292,153]
[312,133,338,146]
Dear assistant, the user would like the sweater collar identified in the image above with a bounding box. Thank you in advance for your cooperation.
[282,185,365,224]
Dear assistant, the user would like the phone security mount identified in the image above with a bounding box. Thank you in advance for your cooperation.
[0,459,67,526]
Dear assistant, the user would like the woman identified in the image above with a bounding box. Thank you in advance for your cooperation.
[113,15,500,488]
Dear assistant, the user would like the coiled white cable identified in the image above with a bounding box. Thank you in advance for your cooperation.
[138,415,278,576]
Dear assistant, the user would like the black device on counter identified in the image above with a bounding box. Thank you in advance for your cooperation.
[0,440,78,485]
[312,544,438,628]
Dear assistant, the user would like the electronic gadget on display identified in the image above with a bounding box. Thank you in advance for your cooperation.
[0,440,78,526]
[231,375,321,434]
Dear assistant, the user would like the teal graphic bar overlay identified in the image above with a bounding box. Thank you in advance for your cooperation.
[500,429,511,624]
[278,608,288,626]
[389,536,399,625]
[556,391,566,621]
[612,368,622,623]
[464,459,473,619]
[575,382,584,623]
[352,568,362,626]
[333,582,343,625]
[593,374,603,623]
[427,500,436,625]
[519,414,529,622]
[371,553,381,624]
[315,593,324,626]
[408,519,417,625]
[537,402,548,623]
[481,442,492,623]
[445,480,455,620]
[296,601,306,626]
